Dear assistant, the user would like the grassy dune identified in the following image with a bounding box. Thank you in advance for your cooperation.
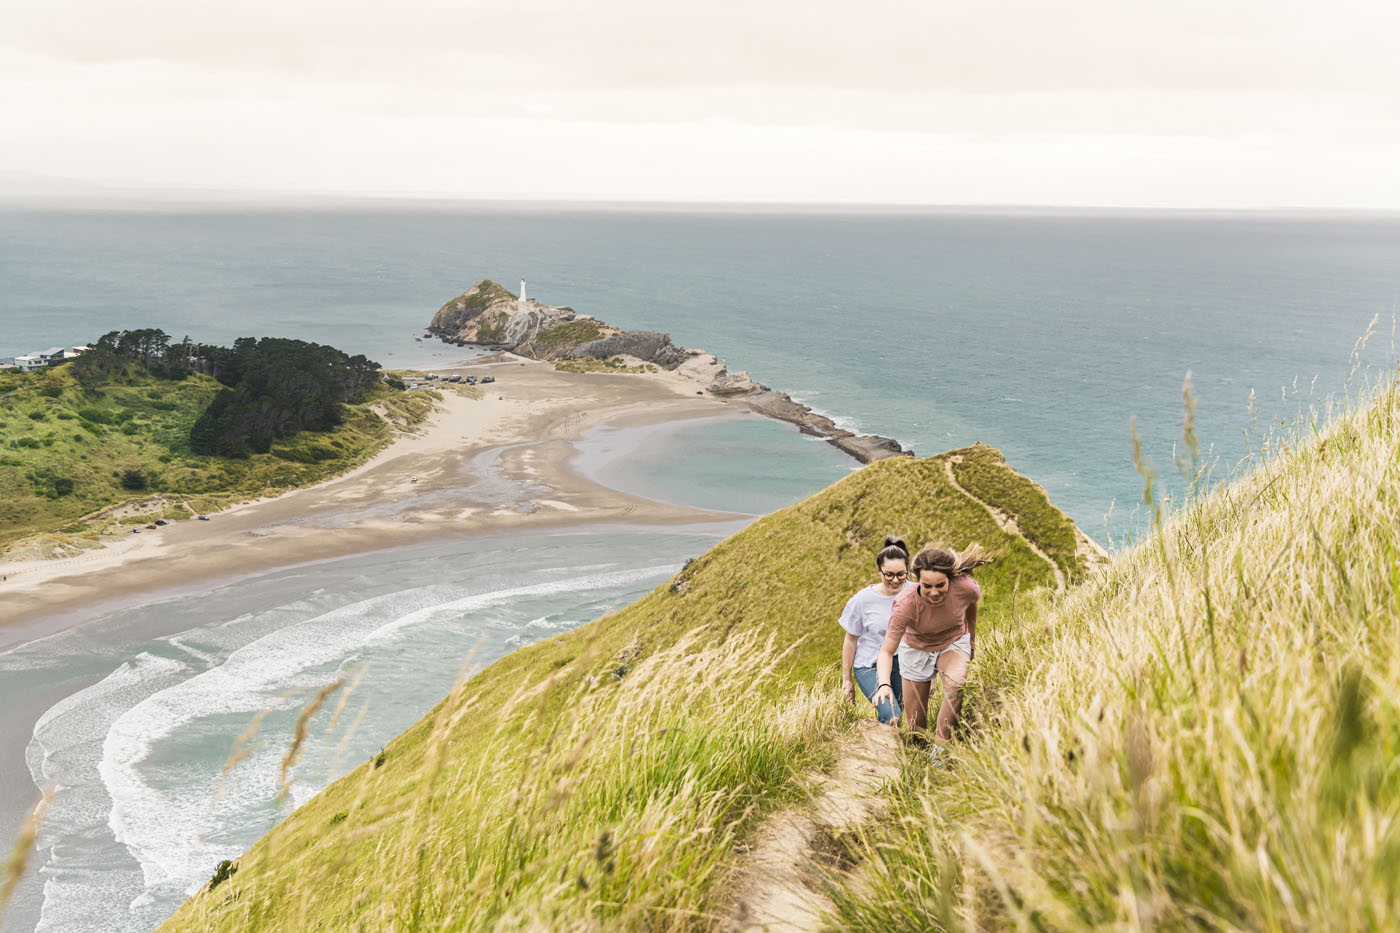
[0,364,436,551]
[831,382,1400,930]
[159,447,1071,931]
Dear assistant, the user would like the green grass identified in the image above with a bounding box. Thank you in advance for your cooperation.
[457,279,516,313]
[529,320,604,357]
[950,443,1088,581]
[0,364,435,550]
[554,356,659,374]
[158,450,1067,931]
[827,381,1400,930]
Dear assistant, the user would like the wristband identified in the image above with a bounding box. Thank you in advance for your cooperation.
[878,682,891,688]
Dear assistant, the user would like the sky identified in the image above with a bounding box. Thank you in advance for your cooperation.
[4,0,1400,207]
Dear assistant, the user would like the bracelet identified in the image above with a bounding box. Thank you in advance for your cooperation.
[878,682,891,688]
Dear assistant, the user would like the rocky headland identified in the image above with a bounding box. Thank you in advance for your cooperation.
[428,280,911,464]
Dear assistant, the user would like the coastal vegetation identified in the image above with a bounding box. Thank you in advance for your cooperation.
[158,446,1071,931]
[159,372,1400,930]
[0,336,434,552]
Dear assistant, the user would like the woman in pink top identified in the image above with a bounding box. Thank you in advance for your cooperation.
[871,544,992,745]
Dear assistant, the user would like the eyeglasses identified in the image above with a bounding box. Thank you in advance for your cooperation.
[880,569,907,580]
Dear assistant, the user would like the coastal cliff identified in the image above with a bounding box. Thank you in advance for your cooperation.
[429,279,910,464]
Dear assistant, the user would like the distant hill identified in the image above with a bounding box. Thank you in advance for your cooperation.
[0,347,432,554]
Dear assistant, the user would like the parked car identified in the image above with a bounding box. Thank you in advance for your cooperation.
[154,519,168,526]
[197,515,210,521]
[481,376,495,384]
[145,524,157,529]
[130,528,141,534]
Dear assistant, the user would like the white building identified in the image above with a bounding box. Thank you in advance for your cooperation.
[14,354,45,372]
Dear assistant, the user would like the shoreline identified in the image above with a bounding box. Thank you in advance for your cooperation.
[0,355,763,650]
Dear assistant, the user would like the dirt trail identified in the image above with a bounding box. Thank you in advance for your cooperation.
[943,456,1066,593]
[729,719,901,932]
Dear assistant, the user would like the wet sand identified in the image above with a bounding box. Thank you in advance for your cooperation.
[0,355,746,651]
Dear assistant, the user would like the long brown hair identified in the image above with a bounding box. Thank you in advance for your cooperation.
[911,543,993,578]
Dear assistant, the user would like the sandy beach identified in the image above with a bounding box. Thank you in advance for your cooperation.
[0,354,748,651]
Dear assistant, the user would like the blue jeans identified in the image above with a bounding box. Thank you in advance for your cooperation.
[853,658,903,724]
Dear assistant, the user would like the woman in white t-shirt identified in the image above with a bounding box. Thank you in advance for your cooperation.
[838,535,914,725]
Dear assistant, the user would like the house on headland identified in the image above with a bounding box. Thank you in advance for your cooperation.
[10,346,87,372]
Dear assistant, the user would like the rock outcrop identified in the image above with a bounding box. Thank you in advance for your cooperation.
[428,280,577,349]
[428,280,913,464]
[566,331,690,371]
[736,387,909,463]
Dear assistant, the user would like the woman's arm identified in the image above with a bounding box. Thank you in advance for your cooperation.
[871,631,899,706]
[871,595,909,706]
[841,632,859,702]
[966,599,978,660]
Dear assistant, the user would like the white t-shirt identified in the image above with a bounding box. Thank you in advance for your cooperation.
[838,581,915,668]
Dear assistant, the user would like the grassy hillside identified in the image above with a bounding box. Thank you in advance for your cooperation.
[0,363,436,552]
[160,446,1075,931]
[829,385,1400,930]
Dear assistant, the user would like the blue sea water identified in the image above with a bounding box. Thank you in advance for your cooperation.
[4,206,1398,542]
[2,205,1399,931]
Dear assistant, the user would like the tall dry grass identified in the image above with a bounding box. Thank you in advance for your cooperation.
[165,628,853,931]
[831,362,1400,930]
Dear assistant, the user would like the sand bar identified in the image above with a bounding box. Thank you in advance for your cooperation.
[0,356,751,650]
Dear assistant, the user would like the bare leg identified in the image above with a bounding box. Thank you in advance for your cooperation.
[902,678,932,734]
[933,648,970,742]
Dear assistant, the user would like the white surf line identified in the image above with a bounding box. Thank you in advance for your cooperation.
[942,456,1066,593]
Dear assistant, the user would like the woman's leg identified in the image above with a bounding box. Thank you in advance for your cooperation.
[932,646,970,742]
[902,677,932,733]
[889,656,905,727]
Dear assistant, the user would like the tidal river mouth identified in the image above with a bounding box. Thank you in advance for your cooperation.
[0,412,846,933]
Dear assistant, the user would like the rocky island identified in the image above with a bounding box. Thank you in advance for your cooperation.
[428,279,910,463]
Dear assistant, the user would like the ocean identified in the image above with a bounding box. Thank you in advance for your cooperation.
[2,205,1398,930]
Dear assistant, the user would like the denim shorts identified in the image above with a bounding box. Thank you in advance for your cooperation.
[852,657,903,724]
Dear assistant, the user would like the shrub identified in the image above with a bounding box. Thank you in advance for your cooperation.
[51,477,74,497]
[28,411,45,421]
[120,469,148,491]
[78,407,113,425]
[39,386,62,398]
[16,437,41,449]
[207,860,238,892]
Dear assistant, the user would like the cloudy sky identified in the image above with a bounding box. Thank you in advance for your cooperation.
[4,0,1399,206]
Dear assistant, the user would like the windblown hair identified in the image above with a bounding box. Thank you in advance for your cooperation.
[911,543,994,578]
[875,535,910,569]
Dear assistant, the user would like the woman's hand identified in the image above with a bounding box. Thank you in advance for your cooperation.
[842,680,856,704]
[871,683,894,707]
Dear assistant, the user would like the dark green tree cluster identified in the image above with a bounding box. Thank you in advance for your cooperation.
[188,338,380,457]
[71,328,199,384]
